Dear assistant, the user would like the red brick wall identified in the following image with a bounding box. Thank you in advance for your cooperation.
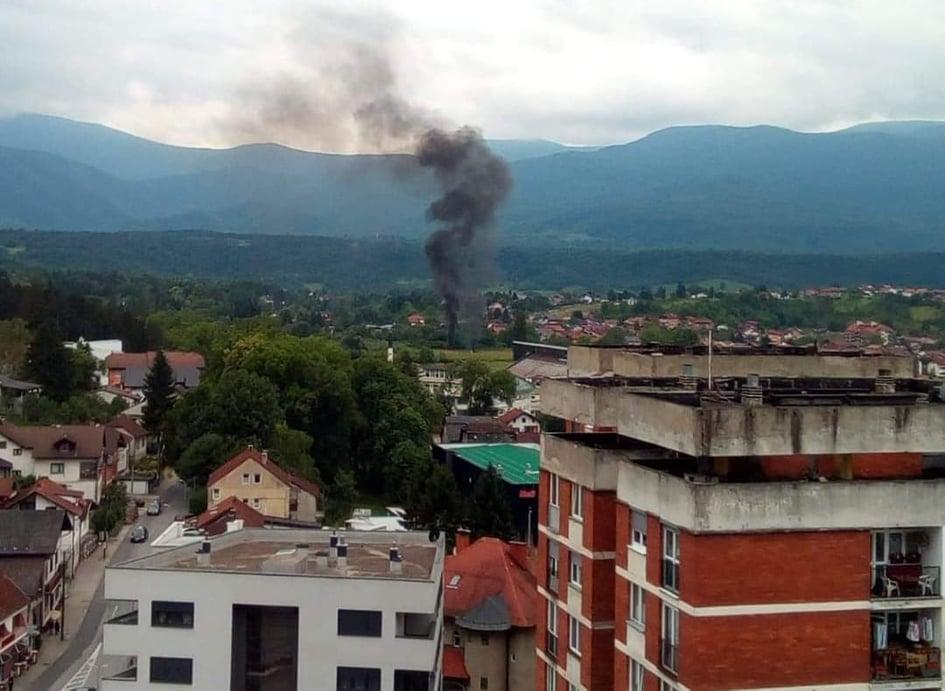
[615,502,630,567]
[680,610,871,689]
[539,470,550,527]
[761,453,923,480]
[614,572,629,644]
[644,592,661,667]
[646,514,662,587]
[614,647,629,691]
[681,530,871,606]
[536,655,548,691]
[559,479,571,540]
[585,490,617,552]
[583,557,615,621]
[580,626,615,690]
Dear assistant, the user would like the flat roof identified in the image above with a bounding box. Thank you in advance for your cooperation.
[111,528,441,582]
[442,443,540,485]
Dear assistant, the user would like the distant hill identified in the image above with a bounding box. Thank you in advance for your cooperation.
[2,113,945,252]
[4,228,945,291]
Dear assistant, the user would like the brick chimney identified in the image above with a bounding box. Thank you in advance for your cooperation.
[454,528,472,554]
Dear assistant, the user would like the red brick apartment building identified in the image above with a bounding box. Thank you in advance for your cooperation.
[536,344,945,691]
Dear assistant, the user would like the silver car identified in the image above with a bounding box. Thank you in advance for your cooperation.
[146,500,162,516]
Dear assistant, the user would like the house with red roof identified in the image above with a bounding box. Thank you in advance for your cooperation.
[497,408,540,437]
[106,414,154,464]
[193,495,267,536]
[0,574,31,681]
[207,447,321,522]
[407,312,426,327]
[442,532,537,691]
[104,350,205,391]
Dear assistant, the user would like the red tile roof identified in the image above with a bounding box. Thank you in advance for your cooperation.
[4,477,91,518]
[208,447,321,498]
[195,496,266,535]
[444,537,537,628]
[498,408,534,426]
[106,414,150,439]
[104,351,205,369]
[442,646,470,680]
[0,575,29,621]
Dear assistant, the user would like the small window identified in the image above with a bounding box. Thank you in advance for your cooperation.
[13,448,22,456]
[149,657,192,685]
[211,488,220,500]
[662,525,680,593]
[338,609,382,637]
[50,463,65,474]
[631,661,645,691]
[241,473,250,485]
[0,440,6,449]
[480,633,489,646]
[452,631,462,647]
[252,498,261,509]
[570,485,583,518]
[253,473,261,484]
[338,667,380,691]
[549,473,559,507]
[661,603,680,673]
[630,583,645,629]
[547,599,557,635]
[151,601,194,628]
[569,553,582,588]
[568,615,580,655]
[631,511,647,553]
[480,677,489,690]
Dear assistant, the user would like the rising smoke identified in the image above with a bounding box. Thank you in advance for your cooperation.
[221,8,512,345]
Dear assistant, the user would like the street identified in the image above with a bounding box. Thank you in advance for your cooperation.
[21,479,188,691]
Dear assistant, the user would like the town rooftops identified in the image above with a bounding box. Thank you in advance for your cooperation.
[208,447,321,498]
[111,529,442,582]
[0,422,116,459]
[3,478,91,518]
[194,496,266,536]
[104,350,205,388]
[441,443,540,485]
[106,414,150,439]
[0,575,29,621]
[0,509,69,556]
[0,375,41,393]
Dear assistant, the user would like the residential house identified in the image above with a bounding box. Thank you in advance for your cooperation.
[443,532,537,691]
[0,510,69,636]
[106,415,153,466]
[923,351,945,378]
[0,575,32,684]
[0,375,41,412]
[0,423,121,503]
[497,408,541,439]
[846,320,895,345]
[104,351,205,391]
[441,417,514,444]
[2,478,92,578]
[407,312,426,327]
[192,496,267,537]
[417,363,462,398]
[207,447,321,522]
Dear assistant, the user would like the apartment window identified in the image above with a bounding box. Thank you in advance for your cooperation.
[241,473,250,485]
[252,498,261,509]
[480,678,489,690]
[545,663,555,691]
[0,441,5,449]
[337,667,380,691]
[149,657,192,685]
[232,604,298,690]
[570,485,583,519]
[394,670,429,691]
[630,584,645,630]
[547,541,560,592]
[549,473,559,506]
[480,633,489,646]
[547,599,557,635]
[631,511,647,553]
[568,615,581,655]
[105,599,138,626]
[50,463,65,474]
[151,601,194,628]
[569,552,582,589]
[211,488,220,500]
[337,609,382,637]
[661,603,680,674]
[662,525,680,593]
[631,661,645,691]
[13,448,21,456]
[452,631,461,647]
[253,473,262,484]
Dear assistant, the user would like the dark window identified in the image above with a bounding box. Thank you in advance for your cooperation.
[394,670,429,691]
[480,633,489,646]
[338,609,382,637]
[152,601,194,628]
[337,666,380,691]
[150,657,193,684]
[480,677,489,690]
[231,604,298,691]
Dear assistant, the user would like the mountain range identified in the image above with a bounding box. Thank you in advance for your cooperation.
[2,113,945,253]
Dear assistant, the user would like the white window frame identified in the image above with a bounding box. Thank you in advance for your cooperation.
[570,484,583,519]
[569,552,582,589]
[545,663,555,691]
[549,473,559,507]
[660,682,675,691]
[630,583,645,630]
[547,599,557,635]
[631,510,647,554]
[661,602,679,673]
[631,660,644,691]
[241,473,250,485]
[568,615,581,656]
[13,448,21,456]
[211,488,220,500]
[50,462,65,475]
[662,525,680,593]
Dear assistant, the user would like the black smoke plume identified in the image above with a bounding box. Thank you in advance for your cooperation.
[417,128,512,346]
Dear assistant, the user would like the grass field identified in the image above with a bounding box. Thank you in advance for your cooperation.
[435,347,513,370]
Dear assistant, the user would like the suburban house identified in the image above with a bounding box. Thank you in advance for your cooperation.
[417,362,463,398]
[2,478,92,578]
[0,423,122,503]
[441,416,515,444]
[104,351,205,391]
[0,510,69,637]
[497,408,541,437]
[106,414,153,465]
[0,375,42,411]
[193,496,267,536]
[207,447,321,522]
[0,575,32,684]
[407,312,426,326]
[443,532,537,691]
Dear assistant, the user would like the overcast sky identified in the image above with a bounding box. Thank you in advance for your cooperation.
[2,0,944,151]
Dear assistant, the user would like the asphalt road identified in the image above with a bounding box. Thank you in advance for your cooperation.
[26,479,188,691]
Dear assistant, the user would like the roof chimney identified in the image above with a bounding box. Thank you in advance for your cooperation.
[196,540,211,567]
[260,450,268,464]
[337,538,348,571]
[329,531,339,559]
[454,528,471,555]
[389,543,403,574]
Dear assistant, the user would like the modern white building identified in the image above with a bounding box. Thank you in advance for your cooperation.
[101,529,444,691]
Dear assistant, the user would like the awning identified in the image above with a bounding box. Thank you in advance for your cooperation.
[442,646,469,681]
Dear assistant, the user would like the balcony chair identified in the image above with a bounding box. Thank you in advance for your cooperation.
[918,573,937,596]
[881,575,901,598]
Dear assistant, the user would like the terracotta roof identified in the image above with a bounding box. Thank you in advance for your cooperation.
[208,448,321,498]
[498,408,534,426]
[106,414,150,439]
[442,646,470,680]
[4,478,91,518]
[104,351,205,388]
[0,478,12,500]
[0,422,113,460]
[0,575,29,620]
[196,496,266,536]
[444,537,537,629]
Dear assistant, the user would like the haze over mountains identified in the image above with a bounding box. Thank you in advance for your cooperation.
[2,113,945,253]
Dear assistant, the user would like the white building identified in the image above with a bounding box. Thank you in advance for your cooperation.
[101,529,444,691]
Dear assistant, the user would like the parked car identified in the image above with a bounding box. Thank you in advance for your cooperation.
[130,525,149,543]
[146,500,162,516]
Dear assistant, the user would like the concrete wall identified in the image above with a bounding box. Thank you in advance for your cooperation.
[508,627,535,691]
[567,346,621,377]
[541,379,622,429]
[103,561,442,690]
[617,392,945,456]
[541,435,621,491]
[612,352,916,380]
[617,460,945,533]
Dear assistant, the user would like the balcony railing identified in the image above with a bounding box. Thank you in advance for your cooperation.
[661,639,678,674]
[873,565,941,599]
[872,646,941,681]
[546,632,558,657]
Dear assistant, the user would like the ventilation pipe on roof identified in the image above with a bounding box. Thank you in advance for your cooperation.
[389,543,403,574]
[337,538,348,571]
[196,540,211,567]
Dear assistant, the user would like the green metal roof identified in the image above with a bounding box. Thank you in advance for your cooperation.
[450,444,540,485]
